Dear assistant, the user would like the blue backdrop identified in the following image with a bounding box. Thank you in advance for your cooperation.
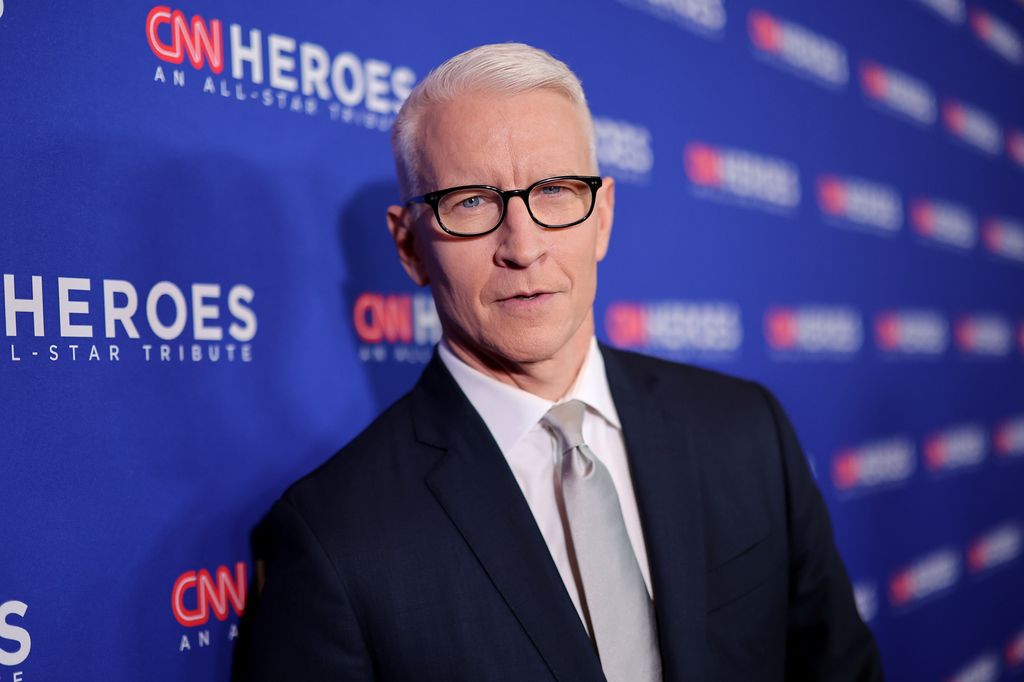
[2,1,1023,680]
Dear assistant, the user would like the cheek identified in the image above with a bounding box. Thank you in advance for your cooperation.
[563,231,601,288]
[429,244,490,312]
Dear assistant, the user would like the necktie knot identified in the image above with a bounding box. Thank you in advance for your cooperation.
[542,399,587,453]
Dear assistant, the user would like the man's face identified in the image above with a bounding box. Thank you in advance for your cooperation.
[387,88,615,368]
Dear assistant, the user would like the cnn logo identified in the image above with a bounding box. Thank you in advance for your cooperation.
[172,562,247,627]
[146,5,223,73]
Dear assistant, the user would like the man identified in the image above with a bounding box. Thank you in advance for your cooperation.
[245,43,884,681]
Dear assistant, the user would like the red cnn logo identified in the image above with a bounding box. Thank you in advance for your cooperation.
[969,9,994,41]
[832,450,860,490]
[910,200,935,236]
[1007,129,1024,164]
[875,313,901,351]
[924,435,948,470]
[146,6,224,73]
[1007,630,1024,668]
[888,570,913,606]
[353,293,413,344]
[748,10,782,53]
[953,317,976,352]
[605,302,648,348]
[172,562,247,627]
[967,541,988,573]
[942,100,967,135]
[995,423,1012,456]
[981,219,1001,252]
[816,175,846,215]
[764,308,798,349]
[859,61,888,100]
[683,143,722,187]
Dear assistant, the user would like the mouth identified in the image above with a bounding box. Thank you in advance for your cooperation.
[502,291,549,302]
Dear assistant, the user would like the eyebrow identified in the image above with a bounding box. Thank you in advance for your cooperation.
[433,171,585,189]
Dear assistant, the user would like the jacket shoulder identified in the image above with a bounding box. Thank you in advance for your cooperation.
[276,389,435,524]
[602,344,769,409]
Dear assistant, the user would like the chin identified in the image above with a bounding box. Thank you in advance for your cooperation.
[483,326,576,365]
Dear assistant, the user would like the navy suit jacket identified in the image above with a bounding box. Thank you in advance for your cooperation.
[243,343,884,681]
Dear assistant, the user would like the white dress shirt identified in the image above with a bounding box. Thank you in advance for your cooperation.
[437,336,653,630]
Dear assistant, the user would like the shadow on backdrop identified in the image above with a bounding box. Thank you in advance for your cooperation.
[232,178,430,679]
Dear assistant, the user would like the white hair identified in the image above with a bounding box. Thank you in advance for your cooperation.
[390,42,597,198]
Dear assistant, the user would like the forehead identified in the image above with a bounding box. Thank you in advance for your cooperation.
[417,88,593,188]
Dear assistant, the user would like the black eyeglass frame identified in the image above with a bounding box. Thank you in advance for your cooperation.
[405,175,604,237]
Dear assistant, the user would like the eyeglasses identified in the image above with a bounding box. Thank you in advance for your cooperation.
[405,175,603,237]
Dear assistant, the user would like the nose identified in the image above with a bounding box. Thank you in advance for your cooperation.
[494,194,547,268]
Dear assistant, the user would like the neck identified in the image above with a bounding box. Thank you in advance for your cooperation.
[443,314,595,402]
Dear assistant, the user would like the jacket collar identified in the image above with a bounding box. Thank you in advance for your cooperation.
[600,343,706,682]
[411,343,706,682]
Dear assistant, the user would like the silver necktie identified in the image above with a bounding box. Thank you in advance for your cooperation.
[542,399,662,682]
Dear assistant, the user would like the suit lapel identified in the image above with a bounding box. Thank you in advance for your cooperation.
[600,343,706,682]
[413,351,605,681]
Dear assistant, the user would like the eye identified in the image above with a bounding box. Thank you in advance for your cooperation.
[534,180,588,199]
[439,189,501,218]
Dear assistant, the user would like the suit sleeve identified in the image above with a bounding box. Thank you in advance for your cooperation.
[241,496,376,681]
[756,384,885,682]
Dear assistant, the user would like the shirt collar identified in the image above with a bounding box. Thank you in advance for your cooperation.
[437,336,622,454]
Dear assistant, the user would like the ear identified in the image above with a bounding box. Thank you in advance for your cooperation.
[594,176,615,262]
[386,204,430,286]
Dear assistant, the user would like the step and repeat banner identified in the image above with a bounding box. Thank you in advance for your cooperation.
[2,0,1023,679]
